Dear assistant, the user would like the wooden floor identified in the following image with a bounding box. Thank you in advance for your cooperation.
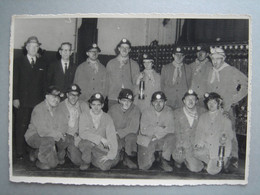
[12,154,246,180]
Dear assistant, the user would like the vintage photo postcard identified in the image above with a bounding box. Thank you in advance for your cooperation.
[9,14,251,186]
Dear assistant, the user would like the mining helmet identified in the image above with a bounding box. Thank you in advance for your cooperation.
[182,89,199,101]
[118,88,134,101]
[88,92,105,104]
[46,85,64,98]
[203,92,223,105]
[66,84,81,95]
[142,53,154,62]
[151,91,167,102]
[117,38,132,48]
[86,43,101,52]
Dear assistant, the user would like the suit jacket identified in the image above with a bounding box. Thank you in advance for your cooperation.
[47,60,77,92]
[13,55,47,108]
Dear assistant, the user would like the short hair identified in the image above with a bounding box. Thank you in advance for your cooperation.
[59,42,72,51]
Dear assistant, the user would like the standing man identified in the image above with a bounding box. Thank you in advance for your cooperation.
[13,36,47,159]
[74,43,107,103]
[55,84,89,167]
[207,47,248,112]
[108,89,141,169]
[190,45,212,106]
[24,86,65,170]
[78,93,119,171]
[161,47,192,110]
[106,38,140,108]
[47,42,77,93]
[172,89,205,172]
[207,47,248,163]
[137,91,175,171]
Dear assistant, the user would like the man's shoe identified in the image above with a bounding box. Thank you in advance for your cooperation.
[174,162,182,169]
[29,151,37,162]
[36,160,51,170]
[80,163,90,171]
[58,159,65,165]
[160,159,173,172]
[123,156,138,169]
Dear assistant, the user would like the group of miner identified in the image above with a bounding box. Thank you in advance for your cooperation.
[13,36,247,175]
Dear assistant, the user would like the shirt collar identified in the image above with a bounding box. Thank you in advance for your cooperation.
[27,54,36,63]
[61,59,69,66]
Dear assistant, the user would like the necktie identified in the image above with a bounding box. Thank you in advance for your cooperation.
[31,58,35,68]
[64,63,68,74]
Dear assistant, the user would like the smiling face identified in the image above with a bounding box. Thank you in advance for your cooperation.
[87,48,99,61]
[46,94,60,108]
[183,95,197,110]
[59,44,72,61]
[67,91,79,106]
[119,98,132,111]
[26,42,40,57]
[152,99,165,113]
[118,43,131,58]
[197,50,208,62]
[207,99,219,112]
[90,100,104,115]
[173,53,185,64]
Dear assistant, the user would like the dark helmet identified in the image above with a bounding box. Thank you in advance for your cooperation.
[203,92,223,109]
[142,53,154,62]
[182,89,199,101]
[151,91,167,102]
[118,88,134,101]
[86,43,101,52]
[66,84,81,95]
[196,45,209,53]
[46,85,64,98]
[173,46,184,54]
[117,38,132,48]
[88,92,105,104]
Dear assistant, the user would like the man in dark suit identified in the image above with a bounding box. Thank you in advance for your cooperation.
[47,42,77,93]
[13,36,47,159]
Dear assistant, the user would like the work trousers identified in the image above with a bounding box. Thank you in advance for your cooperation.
[26,134,59,168]
[78,140,120,171]
[118,133,137,156]
[56,134,83,166]
[138,134,175,170]
[193,146,229,175]
[172,146,204,172]
[14,107,33,156]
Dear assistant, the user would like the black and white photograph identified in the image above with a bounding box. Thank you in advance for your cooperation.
[9,14,250,185]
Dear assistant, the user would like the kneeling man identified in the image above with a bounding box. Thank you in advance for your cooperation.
[78,93,119,171]
[172,89,205,172]
[137,91,175,172]
[55,84,89,167]
[109,88,141,169]
[24,86,65,170]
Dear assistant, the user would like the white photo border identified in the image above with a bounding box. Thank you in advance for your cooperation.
[9,13,252,186]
